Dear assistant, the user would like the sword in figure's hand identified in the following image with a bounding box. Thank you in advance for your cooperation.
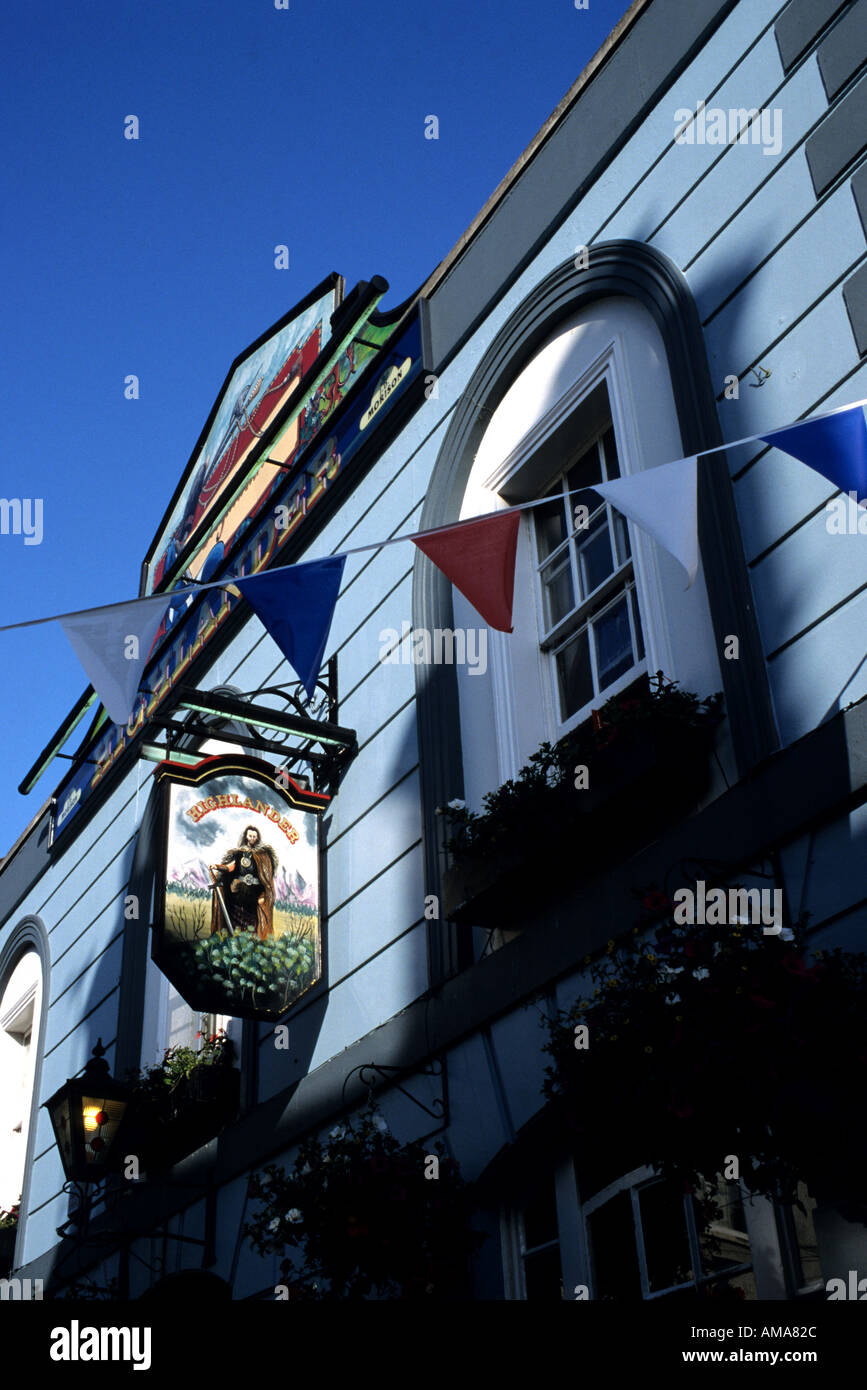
[205,861,235,935]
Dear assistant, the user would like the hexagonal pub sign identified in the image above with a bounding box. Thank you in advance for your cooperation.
[152,755,329,1021]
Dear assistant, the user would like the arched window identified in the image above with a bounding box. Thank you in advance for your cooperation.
[415,245,777,981]
[0,946,44,1214]
[451,296,726,796]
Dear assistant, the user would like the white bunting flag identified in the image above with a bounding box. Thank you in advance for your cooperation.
[595,456,698,587]
[59,595,171,726]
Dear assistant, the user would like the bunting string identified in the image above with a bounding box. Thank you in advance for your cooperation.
[4,397,867,725]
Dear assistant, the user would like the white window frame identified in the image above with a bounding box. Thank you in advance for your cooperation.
[455,292,724,804]
[501,1156,806,1302]
[529,414,647,727]
[480,335,670,749]
[0,951,43,1213]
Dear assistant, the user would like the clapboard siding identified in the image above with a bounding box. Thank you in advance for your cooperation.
[764,582,867,741]
[660,68,826,274]
[308,921,428,1070]
[604,30,812,255]
[327,717,418,853]
[727,361,867,563]
[700,186,864,374]
[326,845,425,983]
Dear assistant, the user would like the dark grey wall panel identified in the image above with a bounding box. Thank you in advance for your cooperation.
[805,72,867,194]
[818,0,867,98]
[852,161,867,235]
[0,812,52,931]
[775,0,849,72]
[426,0,739,371]
[843,260,867,353]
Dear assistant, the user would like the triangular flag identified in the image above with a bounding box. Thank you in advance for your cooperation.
[760,405,867,496]
[235,556,346,699]
[595,457,698,587]
[412,511,520,631]
[59,595,172,726]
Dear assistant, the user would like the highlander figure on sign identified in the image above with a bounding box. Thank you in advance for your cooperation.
[209,825,278,940]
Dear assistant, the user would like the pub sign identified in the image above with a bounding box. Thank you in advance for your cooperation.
[152,755,328,1021]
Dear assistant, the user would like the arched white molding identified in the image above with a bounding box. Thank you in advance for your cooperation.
[453,296,725,808]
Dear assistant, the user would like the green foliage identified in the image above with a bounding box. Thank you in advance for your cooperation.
[542,899,867,1207]
[438,672,723,860]
[166,928,317,1014]
[58,1275,121,1301]
[244,1106,484,1300]
[0,1203,19,1232]
[130,1029,234,1099]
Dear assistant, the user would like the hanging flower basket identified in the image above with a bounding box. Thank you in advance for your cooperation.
[441,674,723,925]
[244,1105,484,1299]
[117,1033,239,1172]
[542,902,867,1212]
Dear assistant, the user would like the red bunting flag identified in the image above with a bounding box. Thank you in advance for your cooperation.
[411,511,521,631]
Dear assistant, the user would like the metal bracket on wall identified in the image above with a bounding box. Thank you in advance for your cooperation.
[344,1058,448,1125]
[51,1174,218,1299]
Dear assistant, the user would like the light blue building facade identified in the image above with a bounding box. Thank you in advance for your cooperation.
[2,0,867,1301]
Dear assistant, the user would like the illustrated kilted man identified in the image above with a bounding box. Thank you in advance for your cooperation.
[209,824,278,940]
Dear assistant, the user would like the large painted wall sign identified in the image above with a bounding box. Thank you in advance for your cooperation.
[153,755,329,1021]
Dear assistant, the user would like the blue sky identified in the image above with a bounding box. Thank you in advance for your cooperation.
[0,0,633,855]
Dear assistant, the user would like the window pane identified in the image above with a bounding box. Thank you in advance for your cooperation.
[577,513,615,596]
[524,1246,564,1300]
[535,490,568,561]
[556,627,593,719]
[588,1192,642,1300]
[567,442,603,511]
[522,1182,558,1251]
[613,509,631,567]
[541,558,574,628]
[639,1179,694,1292]
[600,425,621,479]
[697,1179,752,1276]
[789,1183,821,1287]
[593,595,634,689]
[630,587,645,662]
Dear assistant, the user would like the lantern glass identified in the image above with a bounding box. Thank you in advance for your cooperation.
[79,1093,127,1166]
[45,1061,130,1183]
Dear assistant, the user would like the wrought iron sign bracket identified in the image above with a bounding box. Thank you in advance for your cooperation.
[53,1174,218,1297]
[345,1058,447,1125]
[150,683,358,794]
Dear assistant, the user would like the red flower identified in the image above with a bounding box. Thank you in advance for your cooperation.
[748,994,776,1009]
[781,953,809,978]
[642,891,670,913]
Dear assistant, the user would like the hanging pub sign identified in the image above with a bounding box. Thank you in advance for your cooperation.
[153,754,328,1021]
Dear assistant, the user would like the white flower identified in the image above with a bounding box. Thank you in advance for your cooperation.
[447,798,466,811]
[665,993,681,1005]
[778,927,795,942]
[329,1125,346,1141]
[300,1162,312,1176]
[286,1208,303,1224]
[268,1218,281,1233]
[372,1115,388,1133]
